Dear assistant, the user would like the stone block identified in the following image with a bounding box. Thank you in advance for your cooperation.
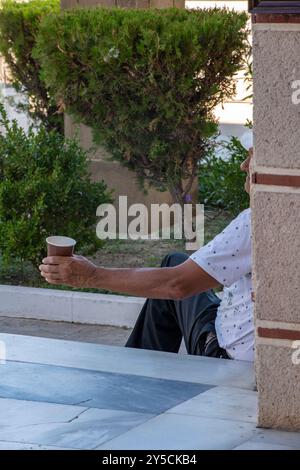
[256,343,300,430]
[252,189,300,323]
[253,29,300,169]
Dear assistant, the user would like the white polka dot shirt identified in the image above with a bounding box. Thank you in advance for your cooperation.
[190,208,254,361]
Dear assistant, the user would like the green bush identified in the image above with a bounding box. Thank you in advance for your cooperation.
[35,7,249,205]
[199,136,249,216]
[0,104,112,266]
[0,0,62,132]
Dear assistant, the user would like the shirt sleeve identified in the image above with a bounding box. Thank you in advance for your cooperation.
[189,209,252,287]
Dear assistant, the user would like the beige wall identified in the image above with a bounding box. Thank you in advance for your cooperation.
[61,0,185,9]
[252,22,300,431]
[64,115,176,211]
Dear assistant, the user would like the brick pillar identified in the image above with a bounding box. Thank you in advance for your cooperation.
[251,2,300,431]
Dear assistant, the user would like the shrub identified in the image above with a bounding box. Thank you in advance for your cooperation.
[199,136,249,216]
[0,104,112,266]
[0,0,62,132]
[35,7,249,206]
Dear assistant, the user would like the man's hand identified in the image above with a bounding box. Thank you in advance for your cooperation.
[39,255,97,288]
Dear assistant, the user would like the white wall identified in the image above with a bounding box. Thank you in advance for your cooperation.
[0,84,32,133]
[186,1,253,139]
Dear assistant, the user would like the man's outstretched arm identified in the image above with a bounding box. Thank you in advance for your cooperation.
[39,255,220,300]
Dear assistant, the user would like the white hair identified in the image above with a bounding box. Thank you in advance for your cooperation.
[240,131,253,151]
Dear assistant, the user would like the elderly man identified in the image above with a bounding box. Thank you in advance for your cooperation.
[40,142,254,362]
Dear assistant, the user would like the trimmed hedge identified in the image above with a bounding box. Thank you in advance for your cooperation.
[35,7,249,205]
[0,104,112,266]
[0,0,62,132]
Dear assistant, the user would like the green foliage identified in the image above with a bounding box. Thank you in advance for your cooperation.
[199,137,249,216]
[35,7,249,204]
[0,0,62,132]
[0,104,112,266]
[241,36,253,102]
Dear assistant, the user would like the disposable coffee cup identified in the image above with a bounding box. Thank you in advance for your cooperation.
[46,236,76,257]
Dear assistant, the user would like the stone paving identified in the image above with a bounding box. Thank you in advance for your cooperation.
[0,316,187,352]
[0,316,133,347]
[0,332,299,450]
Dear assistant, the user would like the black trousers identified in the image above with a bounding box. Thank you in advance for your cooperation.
[125,252,230,358]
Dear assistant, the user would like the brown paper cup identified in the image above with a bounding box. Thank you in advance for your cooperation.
[46,236,76,257]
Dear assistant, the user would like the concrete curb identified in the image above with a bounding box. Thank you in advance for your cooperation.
[0,285,144,328]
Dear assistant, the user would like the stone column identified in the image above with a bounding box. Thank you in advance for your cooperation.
[251,1,300,431]
[61,0,190,229]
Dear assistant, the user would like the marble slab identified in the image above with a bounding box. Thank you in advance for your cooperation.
[166,386,258,423]
[96,412,256,450]
[0,333,299,450]
[0,397,86,428]
[0,333,255,389]
[234,441,296,450]
[0,441,74,450]
[0,361,212,414]
[251,428,300,450]
[0,407,153,450]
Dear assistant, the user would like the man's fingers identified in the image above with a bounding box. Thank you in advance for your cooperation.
[42,256,69,265]
[45,276,62,285]
[39,264,60,274]
[42,273,62,282]
[40,271,61,280]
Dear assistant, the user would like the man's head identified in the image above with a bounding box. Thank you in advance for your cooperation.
[240,147,253,194]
